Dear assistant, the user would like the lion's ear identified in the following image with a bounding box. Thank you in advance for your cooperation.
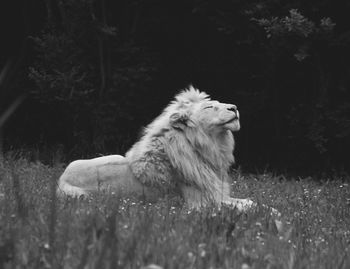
[169,112,192,130]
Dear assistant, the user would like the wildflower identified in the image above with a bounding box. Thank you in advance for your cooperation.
[241,263,251,269]
[141,264,163,269]
[187,252,195,262]
[198,243,206,257]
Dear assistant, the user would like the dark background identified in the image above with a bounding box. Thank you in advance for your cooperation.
[1,0,350,173]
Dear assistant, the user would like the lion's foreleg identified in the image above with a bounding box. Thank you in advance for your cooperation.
[223,197,255,212]
[181,186,211,209]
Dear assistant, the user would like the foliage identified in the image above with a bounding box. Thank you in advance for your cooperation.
[187,1,350,168]
[255,9,335,61]
[0,157,349,268]
[27,0,159,155]
[3,0,350,169]
[253,9,348,156]
[29,32,93,102]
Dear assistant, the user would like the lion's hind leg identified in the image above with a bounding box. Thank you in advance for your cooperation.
[57,155,128,198]
[57,180,88,198]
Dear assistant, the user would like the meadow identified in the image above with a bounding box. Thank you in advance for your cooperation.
[0,156,349,269]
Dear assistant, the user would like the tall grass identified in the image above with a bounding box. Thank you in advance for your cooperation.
[0,156,349,269]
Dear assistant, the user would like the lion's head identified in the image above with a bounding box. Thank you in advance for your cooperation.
[145,85,240,138]
[169,95,240,134]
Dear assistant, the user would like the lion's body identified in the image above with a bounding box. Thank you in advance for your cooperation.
[58,86,253,211]
[57,155,161,201]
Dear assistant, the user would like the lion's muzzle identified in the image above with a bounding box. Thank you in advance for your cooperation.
[227,105,237,113]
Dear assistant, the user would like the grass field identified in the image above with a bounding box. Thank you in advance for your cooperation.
[0,157,349,269]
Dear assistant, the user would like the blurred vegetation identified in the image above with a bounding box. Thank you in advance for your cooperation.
[1,0,350,171]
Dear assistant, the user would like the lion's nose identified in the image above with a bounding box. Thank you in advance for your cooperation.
[227,105,237,112]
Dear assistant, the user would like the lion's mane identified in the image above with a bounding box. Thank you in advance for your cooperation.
[126,86,235,207]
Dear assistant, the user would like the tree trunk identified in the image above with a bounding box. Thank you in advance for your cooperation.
[45,0,54,26]
[0,128,3,165]
[98,36,107,98]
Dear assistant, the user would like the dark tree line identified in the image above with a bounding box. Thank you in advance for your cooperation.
[1,0,350,172]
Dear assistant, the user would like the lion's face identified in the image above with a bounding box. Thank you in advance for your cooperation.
[168,87,240,134]
[192,100,240,133]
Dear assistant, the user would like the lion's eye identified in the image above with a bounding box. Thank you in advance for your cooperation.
[204,106,213,109]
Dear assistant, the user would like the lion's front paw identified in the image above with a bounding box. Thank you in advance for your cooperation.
[224,198,256,212]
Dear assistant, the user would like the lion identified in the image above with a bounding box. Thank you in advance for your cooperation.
[57,86,254,211]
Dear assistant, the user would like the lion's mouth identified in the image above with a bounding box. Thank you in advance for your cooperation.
[222,116,239,125]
